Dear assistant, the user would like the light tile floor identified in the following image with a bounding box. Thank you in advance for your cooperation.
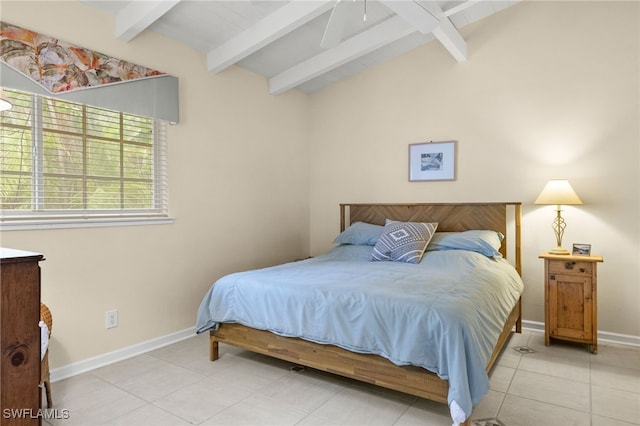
[44,330,639,426]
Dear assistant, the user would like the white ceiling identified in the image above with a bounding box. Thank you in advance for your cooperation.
[81,0,519,94]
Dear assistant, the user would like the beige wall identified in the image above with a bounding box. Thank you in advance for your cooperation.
[308,1,640,336]
[0,0,638,371]
[0,1,311,367]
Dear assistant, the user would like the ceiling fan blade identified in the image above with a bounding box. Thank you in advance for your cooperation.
[320,0,354,49]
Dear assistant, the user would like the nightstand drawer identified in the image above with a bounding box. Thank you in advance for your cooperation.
[548,260,593,275]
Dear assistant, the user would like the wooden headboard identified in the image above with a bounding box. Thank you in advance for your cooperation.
[339,202,522,274]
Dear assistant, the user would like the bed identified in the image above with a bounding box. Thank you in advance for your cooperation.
[196,202,523,426]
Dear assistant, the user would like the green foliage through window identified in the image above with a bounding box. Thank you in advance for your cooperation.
[0,88,168,220]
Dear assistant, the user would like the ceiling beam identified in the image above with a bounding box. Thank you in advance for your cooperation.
[443,0,486,17]
[321,0,355,49]
[379,0,440,34]
[418,1,467,61]
[269,15,415,95]
[115,0,182,42]
[207,0,334,74]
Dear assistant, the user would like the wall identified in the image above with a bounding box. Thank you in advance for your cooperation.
[0,0,638,372]
[0,1,311,367]
[308,1,640,337]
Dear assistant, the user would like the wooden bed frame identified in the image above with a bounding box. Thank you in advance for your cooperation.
[209,202,523,425]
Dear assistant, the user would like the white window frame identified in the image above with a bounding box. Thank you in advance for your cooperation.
[0,89,172,230]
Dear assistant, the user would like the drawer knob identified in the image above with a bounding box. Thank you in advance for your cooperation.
[579,268,585,273]
[564,261,575,270]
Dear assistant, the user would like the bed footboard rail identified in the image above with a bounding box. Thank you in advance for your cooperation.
[210,323,449,402]
[208,297,520,408]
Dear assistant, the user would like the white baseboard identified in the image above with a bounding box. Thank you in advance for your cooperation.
[50,322,640,383]
[522,320,640,347]
[50,327,196,383]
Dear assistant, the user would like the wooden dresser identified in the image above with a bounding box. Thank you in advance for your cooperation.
[0,248,44,425]
[540,252,603,354]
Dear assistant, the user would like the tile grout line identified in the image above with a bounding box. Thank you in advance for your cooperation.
[493,330,531,423]
[494,333,527,423]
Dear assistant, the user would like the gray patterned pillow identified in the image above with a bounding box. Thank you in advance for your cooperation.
[371,219,438,264]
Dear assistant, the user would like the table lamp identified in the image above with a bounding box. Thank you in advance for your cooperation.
[535,179,583,255]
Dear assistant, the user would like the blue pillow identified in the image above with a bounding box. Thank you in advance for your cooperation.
[334,222,384,246]
[426,230,504,258]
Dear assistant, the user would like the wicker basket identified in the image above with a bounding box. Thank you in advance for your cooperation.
[40,302,53,407]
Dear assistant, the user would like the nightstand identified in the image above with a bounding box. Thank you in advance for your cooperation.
[539,252,603,353]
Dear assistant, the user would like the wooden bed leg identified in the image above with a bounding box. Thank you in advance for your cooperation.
[461,417,471,426]
[516,297,523,333]
[209,335,219,361]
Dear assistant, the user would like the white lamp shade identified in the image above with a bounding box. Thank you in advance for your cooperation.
[535,179,583,205]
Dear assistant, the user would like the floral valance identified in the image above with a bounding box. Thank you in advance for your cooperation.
[0,22,179,123]
[1,22,165,93]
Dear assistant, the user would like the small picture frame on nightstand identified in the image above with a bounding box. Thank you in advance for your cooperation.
[572,243,591,256]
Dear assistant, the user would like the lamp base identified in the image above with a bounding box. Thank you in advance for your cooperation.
[549,247,570,255]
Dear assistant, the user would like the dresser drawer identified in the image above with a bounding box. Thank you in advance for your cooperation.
[548,260,593,275]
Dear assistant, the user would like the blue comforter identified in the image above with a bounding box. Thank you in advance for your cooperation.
[196,244,524,423]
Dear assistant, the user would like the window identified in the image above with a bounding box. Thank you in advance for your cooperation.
[0,88,169,228]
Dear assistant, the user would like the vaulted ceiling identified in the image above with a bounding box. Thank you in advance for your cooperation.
[82,0,518,94]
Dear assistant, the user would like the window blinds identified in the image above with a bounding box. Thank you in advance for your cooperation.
[0,88,168,221]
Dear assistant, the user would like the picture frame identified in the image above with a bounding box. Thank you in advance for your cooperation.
[572,243,591,256]
[409,141,456,181]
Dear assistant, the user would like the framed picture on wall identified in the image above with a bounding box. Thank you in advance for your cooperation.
[409,141,456,181]
[572,243,591,256]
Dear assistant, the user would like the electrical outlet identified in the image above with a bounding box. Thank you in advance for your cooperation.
[106,309,118,329]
